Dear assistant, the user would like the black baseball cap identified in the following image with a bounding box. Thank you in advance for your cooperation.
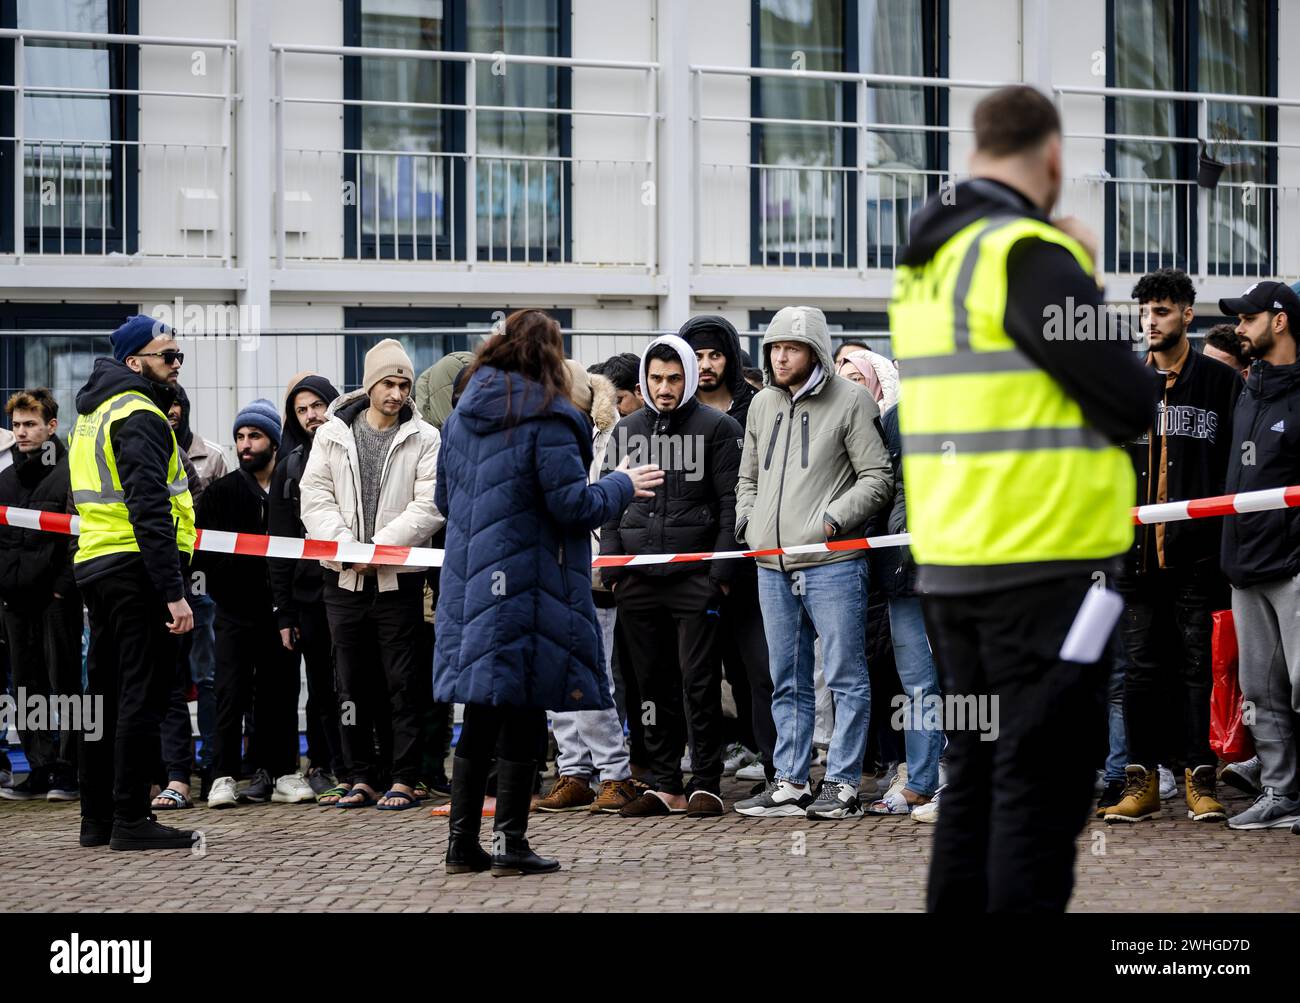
[1219,280,1300,332]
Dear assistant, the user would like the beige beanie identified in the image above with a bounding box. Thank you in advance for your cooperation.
[564,359,593,414]
[363,338,415,392]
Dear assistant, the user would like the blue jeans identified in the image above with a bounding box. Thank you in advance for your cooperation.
[758,560,871,788]
[190,592,218,769]
[887,595,943,798]
[1105,627,1128,783]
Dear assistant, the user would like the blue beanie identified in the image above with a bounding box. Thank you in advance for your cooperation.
[233,398,282,447]
[111,314,169,362]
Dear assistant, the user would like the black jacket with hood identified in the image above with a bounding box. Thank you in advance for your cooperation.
[679,314,759,432]
[268,373,340,629]
[1124,345,1239,576]
[71,358,189,603]
[195,466,275,624]
[1221,359,1300,587]
[897,177,1159,593]
[0,434,77,611]
[600,334,743,587]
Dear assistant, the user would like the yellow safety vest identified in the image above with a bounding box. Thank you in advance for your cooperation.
[69,390,196,565]
[888,214,1134,570]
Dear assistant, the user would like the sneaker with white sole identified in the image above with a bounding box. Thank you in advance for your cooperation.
[735,760,767,782]
[912,786,943,824]
[207,775,239,809]
[735,779,813,817]
[1219,757,1263,799]
[271,772,316,803]
[722,743,758,776]
[806,780,861,820]
[1158,765,1177,801]
[1227,788,1300,830]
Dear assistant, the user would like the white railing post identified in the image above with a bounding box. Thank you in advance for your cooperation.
[645,65,657,275]
[690,68,701,278]
[1197,98,1209,279]
[12,37,23,261]
[855,77,868,276]
[222,43,234,266]
[274,46,285,268]
[465,57,477,269]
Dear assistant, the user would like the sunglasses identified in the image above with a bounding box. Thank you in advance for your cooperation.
[134,350,185,366]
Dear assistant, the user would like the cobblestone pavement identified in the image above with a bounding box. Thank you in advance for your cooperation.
[1,775,1295,912]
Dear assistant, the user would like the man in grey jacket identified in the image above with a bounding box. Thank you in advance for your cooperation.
[734,306,893,820]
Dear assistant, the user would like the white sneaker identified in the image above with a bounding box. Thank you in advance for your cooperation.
[1158,765,1177,801]
[723,744,758,776]
[1220,756,1263,798]
[271,772,315,804]
[680,750,693,773]
[912,786,943,824]
[207,775,238,809]
[735,760,766,782]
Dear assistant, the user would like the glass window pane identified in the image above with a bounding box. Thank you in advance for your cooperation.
[358,0,446,243]
[18,0,112,236]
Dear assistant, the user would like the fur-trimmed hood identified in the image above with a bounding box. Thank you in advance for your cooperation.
[588,372,618,434]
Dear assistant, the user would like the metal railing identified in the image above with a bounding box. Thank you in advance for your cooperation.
[0,27,236,262]
[272,43,659,270]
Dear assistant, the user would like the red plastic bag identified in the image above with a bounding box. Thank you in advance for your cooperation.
[1209,609,1255,762]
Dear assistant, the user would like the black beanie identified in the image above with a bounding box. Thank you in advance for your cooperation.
[686,325,730,355]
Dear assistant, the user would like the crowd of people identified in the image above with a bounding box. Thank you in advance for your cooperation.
[0,85,1297,909]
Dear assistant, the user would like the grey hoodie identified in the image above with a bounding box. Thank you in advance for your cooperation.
[735,305,893,571]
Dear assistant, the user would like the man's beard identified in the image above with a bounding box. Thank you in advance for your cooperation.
[774,362,814,388]
[1245,330,1273,360]
[239,447,274,473]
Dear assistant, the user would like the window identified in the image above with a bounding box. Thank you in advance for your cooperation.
[343,306,572,392]
[750,0,946,267]
[344,0,570,262]
[1107,0,1276,275]
[0,304,130,424]
[0,0,139,254]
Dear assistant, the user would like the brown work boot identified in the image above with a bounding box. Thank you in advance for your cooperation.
[534,775,594,813]
[1185,765,1226,822]
[1103,765,1162,824]
[590,778,638,814]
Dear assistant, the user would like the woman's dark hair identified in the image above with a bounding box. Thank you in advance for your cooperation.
[463,309,569,422]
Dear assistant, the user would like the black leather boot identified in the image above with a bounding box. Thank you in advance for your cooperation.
[491,758,560,877]
[445,755,492,874]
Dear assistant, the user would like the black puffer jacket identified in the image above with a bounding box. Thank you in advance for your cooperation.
[1222,359,1300,588]
[600,395,743,586]
[0,435,76,612]
[195,468,274,624]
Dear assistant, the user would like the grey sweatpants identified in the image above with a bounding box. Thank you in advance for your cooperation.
[1231,578,1300,794]
[550,607,631,783]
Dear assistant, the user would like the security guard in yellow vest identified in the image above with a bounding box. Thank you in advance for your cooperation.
[888,87,1158,912]
[70,315,198,851]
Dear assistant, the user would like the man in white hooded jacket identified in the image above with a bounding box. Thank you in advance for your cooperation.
[299,338,443,810]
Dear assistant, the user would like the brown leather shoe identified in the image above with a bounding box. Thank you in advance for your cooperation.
[590,779,638,814]
[1185,765,1226,822]
[619,791,673,817]
[686,790,724,817]
[534,775,594,813]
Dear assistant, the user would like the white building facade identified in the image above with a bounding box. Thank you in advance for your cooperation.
[1,0,1295,450]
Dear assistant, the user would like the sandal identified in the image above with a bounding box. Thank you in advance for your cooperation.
[376,788,421,811]
[317,783,352,806]
[335,786,377,809]
[152,788,193,811]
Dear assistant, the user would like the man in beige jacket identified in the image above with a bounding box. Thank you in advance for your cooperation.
[300,338,443,811]
[733,305,893,822]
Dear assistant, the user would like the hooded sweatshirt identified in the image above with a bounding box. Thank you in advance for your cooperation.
[172,384,227,500]
[0,434,77,610]
[735,306,894,572]
[70,357,189,602]
[599,335,743,585]
[1221,358,1300,587]
[268,372,341,625]
[679,315,760,431]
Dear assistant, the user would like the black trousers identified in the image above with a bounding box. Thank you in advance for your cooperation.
[299,602,344,777]
[615,572,725,796]
[610,613,648,770]
[417,620,454,781]
[718,573,776,770]
[922,575,1108,913]
[212,612,300,780]
[457,703,548,764]
[80,567,181,824]
[324,574,426,788]
[1118,561,1219,773]
[2,594,83,781]
[159,650,195,784]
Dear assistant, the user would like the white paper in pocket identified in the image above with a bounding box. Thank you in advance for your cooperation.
[1058,587,1123,664]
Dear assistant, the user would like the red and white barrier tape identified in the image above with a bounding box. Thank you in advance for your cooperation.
[2,485,1298,570]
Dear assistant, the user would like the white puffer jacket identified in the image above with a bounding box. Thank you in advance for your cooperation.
[299,387,444,592]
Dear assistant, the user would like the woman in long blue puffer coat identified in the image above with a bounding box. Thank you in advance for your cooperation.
[434,309,661,876]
